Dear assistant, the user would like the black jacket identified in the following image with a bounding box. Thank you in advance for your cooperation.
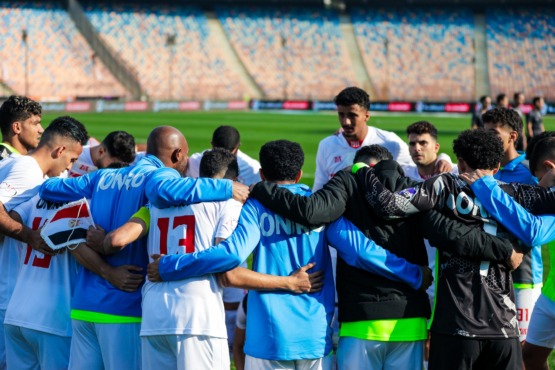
[250,160,514,322]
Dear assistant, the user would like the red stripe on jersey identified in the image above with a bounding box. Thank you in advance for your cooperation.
[50,203,90,222]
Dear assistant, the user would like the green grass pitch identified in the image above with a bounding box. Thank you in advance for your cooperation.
[43,110,555,368]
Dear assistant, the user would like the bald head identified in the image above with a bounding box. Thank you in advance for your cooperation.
[147,126,189,174]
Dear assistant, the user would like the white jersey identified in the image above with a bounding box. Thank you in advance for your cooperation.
[68,146,96,177]
[186,150,261,186]
[141,199,243,337]
[0,156,44,309]
[314,126,413,190]
[4,195,78,336]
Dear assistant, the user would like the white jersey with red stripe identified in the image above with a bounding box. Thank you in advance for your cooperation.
[140,199,242,337]
[4,194,78,337]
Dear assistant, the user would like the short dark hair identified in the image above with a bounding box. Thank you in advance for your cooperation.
[453,129,503,170]
[354,145,392,165]
[40,116,88,147]
[526,131,555,160]
[479,95,490,105]
[532,96,543,106]
[496,93,507,105]
[513,92,523,102]
[334,87,370,110]
[529,136,555,176]
[212,126,240,151]
[102,131,136,163]
[0,95,42,136]
[406,121,438,140]
[199,148,238,180]
[259,140,304,182]
[482,107,523,134]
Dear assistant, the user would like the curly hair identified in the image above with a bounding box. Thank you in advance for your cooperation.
[453,129,503,170]
[0,95,42,136]
[354,145,392,165]
[406,121,438,140]
[212,125,240,151]
[334,87,370,109]
[259,140,304,182]
[529,136,555,175]
[41,116,88,146]
[526,131,555,160]
[102,131,136,164]
[482,107,523,134]
[199,147,238,180]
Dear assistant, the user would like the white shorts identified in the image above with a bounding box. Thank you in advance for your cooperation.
[526,293,555,349]
[69,320,141,370]
[4,324,71,370]
[141,334,229,370]
[337,337,424,370]
[515,286,542,341]
[245,354,332,370]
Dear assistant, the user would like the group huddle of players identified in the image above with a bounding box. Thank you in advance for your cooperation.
[0,87,553,370]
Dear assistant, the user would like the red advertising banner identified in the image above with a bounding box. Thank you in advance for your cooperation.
[283,101,310,110]
[66,102,92,112]
[124,101,149,111]
[179,101,201,111]
[227,101,249,110]
[445,103,471,113]
[388,102,412,112]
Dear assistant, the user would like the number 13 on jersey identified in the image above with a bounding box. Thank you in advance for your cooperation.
[156,215,196,255]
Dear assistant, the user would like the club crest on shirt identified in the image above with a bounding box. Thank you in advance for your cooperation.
[334,156,341,163]
[0,182,17,197]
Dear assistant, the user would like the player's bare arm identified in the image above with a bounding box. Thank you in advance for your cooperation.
[218,263,324,294]
[2,205,53,255]
[103,218,147,255]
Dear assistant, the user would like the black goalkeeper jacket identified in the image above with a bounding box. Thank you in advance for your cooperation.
[250,160,514,322]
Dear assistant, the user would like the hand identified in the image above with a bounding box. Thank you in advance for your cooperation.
[86,225,106,254]
[106,265,144,292]
[507,249,524,271]
[539,163,555,188]
[419,266,433,291]
[287,262,324,293]
[26,228,55,256]
[148,254,165,282]
[434,159,453,175]
[232,182,249,204]
[459,169,495,185]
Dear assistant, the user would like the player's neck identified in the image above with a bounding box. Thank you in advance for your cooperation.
[417,161,437,179]
[502,148,519,166]
[3,136,28,155]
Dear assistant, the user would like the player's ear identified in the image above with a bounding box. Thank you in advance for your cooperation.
[11,121,22,135]
[171,148,182,164]
[543,160,555,169]
[492,163,501,175]
[52,145,66,159]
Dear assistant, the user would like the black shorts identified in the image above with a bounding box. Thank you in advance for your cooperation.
[429,332,522,370]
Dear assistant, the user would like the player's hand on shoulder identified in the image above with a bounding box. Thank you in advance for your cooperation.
[459,169,495,185]
[419,266,433,291]
[148,254,165,282]
[434,159,453,175]
[232,182,250,203]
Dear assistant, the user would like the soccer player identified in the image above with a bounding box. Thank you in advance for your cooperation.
[460,134,555,370]
[0,116,87,369]
[147,139,435,369]
[483,107,541,342]
[186,125,261,185]
[527,96,545,140]
[250,144,517,370]
[354,129,555,370]
[38,126,248,370]
[497,93,510,108]
[0,95,43,159]
[471,95,492,130]
[512,92,527,151]
[313,87,450,191]
[68,131,136,177]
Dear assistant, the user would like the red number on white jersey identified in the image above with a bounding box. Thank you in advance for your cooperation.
[23,217,52,269]
[157,215,195,255]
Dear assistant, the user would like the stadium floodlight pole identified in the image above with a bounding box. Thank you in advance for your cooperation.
[22,28,29,96]
[384,37,389,101]
[166,33,177,100]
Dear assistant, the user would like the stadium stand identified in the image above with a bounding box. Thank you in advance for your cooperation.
[0,1,126,99]
[84,3,247,100]
[217,7,357,100]
[486,8,555,101]
[350,7,475,101]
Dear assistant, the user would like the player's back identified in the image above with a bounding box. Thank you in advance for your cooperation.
[245,183,335,360]
[141,199,242,338]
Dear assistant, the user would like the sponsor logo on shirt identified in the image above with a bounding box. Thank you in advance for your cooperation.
[98,172,146,191]
[259,212,322,237]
